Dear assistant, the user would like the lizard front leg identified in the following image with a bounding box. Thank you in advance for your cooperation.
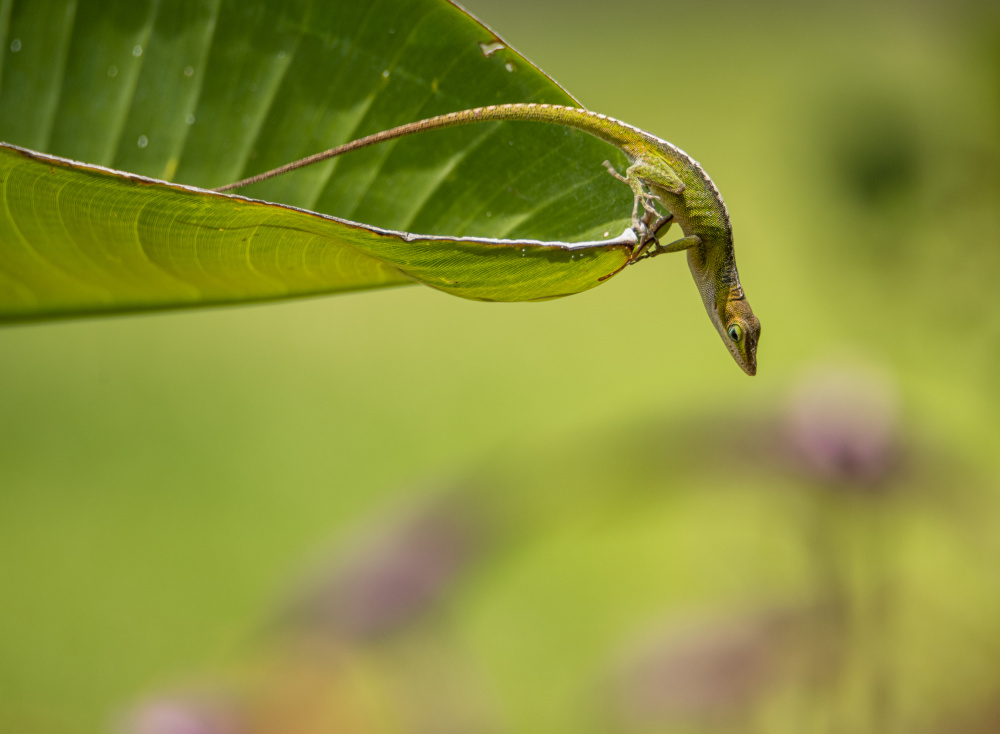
[633,234,701,262]
[603,154,685,235]
[603,160,663,233]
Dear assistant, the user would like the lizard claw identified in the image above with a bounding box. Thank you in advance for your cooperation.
[631,212,675,262]
[604,160,664,240]
[639,188,662,213]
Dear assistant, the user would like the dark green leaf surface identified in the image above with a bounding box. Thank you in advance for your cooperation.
[0,0,636,321]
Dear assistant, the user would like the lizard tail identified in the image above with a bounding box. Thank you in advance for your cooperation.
[212,104,636,192]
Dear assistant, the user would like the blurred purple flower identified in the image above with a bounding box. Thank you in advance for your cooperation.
[121,697,243,734]
[278,495,485,639]
[782,364,901,488]
[605,604,840,728]
[614,621,770,722]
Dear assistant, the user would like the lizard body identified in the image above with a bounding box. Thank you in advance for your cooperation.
[215,104,761,375]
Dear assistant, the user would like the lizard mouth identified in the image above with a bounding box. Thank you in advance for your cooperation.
[703,291,757,376]
[722,330,756,376]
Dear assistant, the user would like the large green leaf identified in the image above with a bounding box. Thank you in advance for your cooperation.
[0,0,637,321]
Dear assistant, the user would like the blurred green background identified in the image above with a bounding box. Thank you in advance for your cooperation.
[2,0,1000,732]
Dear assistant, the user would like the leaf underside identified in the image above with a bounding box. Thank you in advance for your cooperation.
[0,144,633,321]
[0,0,636,321]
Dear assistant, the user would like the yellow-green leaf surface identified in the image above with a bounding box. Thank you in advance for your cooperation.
[0,0,636,321]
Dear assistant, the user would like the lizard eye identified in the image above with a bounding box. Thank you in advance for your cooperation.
[727,324,743,342]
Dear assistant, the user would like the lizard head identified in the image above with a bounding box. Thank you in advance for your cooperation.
[718,297,760,376]
[686,247,761,376]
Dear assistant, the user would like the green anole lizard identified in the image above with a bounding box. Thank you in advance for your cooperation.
[214,104,761,375]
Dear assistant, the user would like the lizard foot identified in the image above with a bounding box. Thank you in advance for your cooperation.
[630,189,664,236]
[602,160,627,183]
[639,189,662,217]
[631,212,674,262]
[604,161,666,243]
